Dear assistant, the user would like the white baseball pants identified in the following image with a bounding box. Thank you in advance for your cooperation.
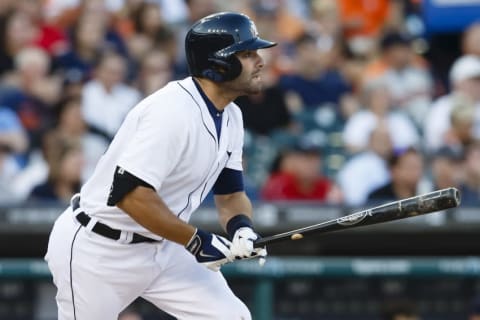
[45,207,251,320]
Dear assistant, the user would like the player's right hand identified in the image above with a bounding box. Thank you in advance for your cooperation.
[185,228,234,272]
[231,227,267,267]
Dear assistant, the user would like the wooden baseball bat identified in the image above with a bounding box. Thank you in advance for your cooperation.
[254,187,460,247]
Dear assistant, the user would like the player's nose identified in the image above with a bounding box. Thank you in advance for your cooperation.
[255,51,264,69]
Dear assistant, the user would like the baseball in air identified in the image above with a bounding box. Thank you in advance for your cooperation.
[291,233,304,240]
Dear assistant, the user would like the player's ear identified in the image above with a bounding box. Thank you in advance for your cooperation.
[203,56,242,82]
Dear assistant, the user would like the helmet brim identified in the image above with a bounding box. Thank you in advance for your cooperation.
[215,37,277,57]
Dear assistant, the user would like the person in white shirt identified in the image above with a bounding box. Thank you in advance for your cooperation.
[424,55,480,152]
[81,51,141,140]
[45,12,274,320]
[338,123,393,207]
[343,80,420,154]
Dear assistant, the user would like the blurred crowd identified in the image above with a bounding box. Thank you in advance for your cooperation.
[0,0,480,207]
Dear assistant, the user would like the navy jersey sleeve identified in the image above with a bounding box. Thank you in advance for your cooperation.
[212,168,244,195]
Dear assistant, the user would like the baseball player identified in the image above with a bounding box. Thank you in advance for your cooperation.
[45,12,275,320]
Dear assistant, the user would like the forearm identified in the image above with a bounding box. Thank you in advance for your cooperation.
[117,186,195,245]
[214,191,253,232]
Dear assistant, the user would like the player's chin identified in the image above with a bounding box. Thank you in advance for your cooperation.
[244,85,262,95]
[246,79,263,94]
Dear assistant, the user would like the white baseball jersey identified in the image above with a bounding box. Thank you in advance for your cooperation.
[79,77,245,239]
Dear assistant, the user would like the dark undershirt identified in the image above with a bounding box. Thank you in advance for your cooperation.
[192,78,244,194]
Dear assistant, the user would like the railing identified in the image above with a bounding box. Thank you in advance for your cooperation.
[1,257,480,320]
[0,203,478,234]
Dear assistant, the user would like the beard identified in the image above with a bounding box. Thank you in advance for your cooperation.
[222,71,264,97]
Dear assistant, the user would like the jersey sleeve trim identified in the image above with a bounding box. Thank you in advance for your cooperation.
[107,166,155,206]
[212,168,244,195]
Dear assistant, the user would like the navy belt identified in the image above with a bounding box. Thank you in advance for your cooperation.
[72,196,157,244]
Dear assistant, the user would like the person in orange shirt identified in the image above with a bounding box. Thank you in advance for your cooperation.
[339,0,390,39]
[338,0,403,56]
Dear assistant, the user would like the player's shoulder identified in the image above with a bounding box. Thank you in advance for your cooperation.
[134,78,198,118]
[144,78,193,104]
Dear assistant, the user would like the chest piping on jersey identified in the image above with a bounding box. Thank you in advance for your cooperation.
[177,82,218,149]
[176,82,221,219]
[176,161,221,219]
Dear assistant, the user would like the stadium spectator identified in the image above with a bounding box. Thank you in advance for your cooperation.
[122,1,177,78]
[337,123,393,207]
[28,134,83,203]
[338,0,402,57]
[0,46,61,150]
[342,79,419,154]
[0,106,28,155]
[462,22,480,57]
[52,0,121,30]
[442,93,476,151]
[424,55,480,152]
[185,0,218,23]
[248,0,306,44]
[309,0,341,46]
[261,142,336,202]
[362,30,432,127]
[135,49,173,96]
[81,50,141,140]
[236,86,292,136]
[173,0,220,76]
[458,142,480,206]
[45,0,124,25]
[131,2,168,41]
[428,146,463,191]
[54,7,129,81]
[367,147,424,203]
[235,50,293,136]
[0,107,28,204]
[0,8,37,75]
[15,0,68,56]
[113,0,144,39]
[278,32,351,110]
[308,0,348,85]
[0,0,15,15]
[50,96,108,181]
[10,95,106,198]
[53,13,107,82]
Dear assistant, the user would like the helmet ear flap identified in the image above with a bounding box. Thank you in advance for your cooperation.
[203,55,242,82]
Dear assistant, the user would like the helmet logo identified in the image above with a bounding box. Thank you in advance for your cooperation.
[207,28,228,34]
[249,21,258,37]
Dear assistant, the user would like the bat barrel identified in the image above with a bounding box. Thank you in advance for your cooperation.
[398,187,460,216]
[254,187,461,248]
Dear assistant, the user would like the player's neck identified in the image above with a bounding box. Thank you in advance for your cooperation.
[194,78,235,111]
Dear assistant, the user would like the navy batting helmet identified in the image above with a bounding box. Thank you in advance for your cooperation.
[185,12,276,82]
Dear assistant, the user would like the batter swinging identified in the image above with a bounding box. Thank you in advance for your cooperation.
[45,12,275,320]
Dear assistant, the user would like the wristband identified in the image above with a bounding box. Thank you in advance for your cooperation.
[226,214,253,239]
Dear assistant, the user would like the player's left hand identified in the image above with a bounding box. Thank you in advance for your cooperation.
[231,227,267,266]
[185,228,235,272]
